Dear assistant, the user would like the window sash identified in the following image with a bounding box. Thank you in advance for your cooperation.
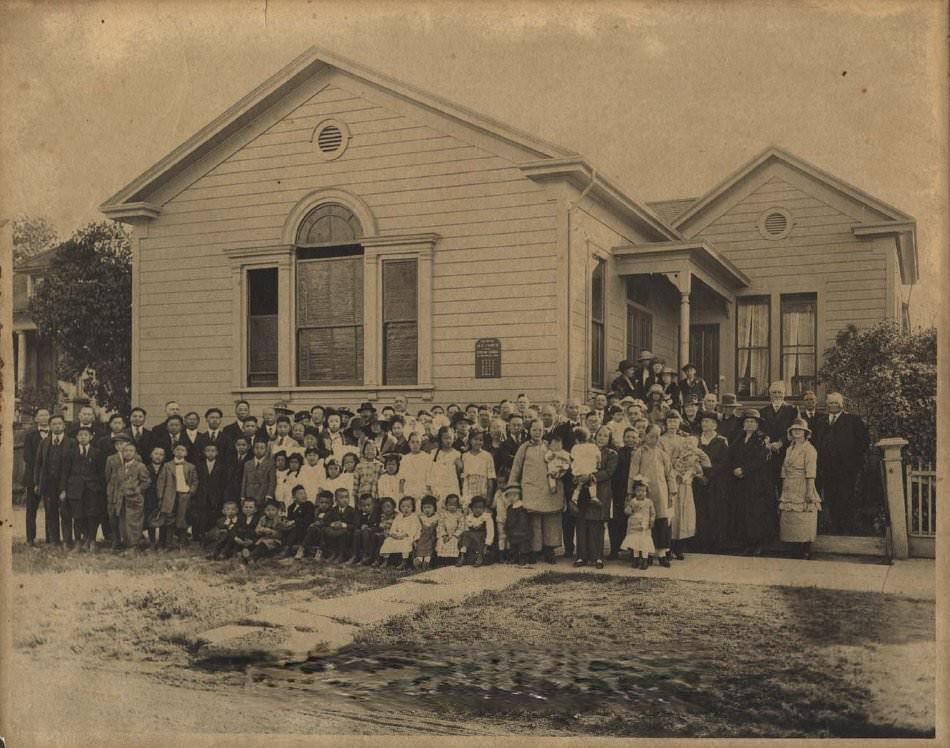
[627,305,653,362]
[736,296,770,397]
[247,268,278,387]
[780,294,817,396]
[382,259,418,385]
[591,260,606,389]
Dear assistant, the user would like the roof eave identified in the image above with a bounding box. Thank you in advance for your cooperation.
[100,201,162,222]
[852,220,919,284]
[613,239,751,290]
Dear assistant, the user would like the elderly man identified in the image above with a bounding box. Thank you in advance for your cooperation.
[817,392,870,534]
[760,381,799,500]
[718,393,742,444]
[798,390,827,447]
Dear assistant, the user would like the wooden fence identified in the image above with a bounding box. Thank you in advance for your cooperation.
[905,460,937,558]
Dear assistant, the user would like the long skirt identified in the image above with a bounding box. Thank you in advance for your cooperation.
[780,510,818,543]
[671,478,697,540]
[529,511,563,552]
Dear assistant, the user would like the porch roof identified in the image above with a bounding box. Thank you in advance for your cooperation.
[612,240,750,301]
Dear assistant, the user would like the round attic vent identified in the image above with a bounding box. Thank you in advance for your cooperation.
[758,207,793,240]
[312,119,349,160]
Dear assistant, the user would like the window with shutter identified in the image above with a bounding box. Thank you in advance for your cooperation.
[382,259,418,385]
[296,255,364,385]
[247,268,278,387]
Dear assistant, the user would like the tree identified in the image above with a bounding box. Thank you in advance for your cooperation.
[29,221,133,414]
[13,215,58,266]
[819,321,937,463]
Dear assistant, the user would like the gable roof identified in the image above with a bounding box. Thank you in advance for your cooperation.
[673,146,918,283]
[100,46,577,215]
[646,198,697,225]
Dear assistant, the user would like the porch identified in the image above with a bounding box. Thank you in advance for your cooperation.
[613,240,750,394]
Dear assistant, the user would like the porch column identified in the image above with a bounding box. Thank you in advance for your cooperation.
[676,271,692,371]
[16,331,28,387]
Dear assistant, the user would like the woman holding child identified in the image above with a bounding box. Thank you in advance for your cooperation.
[573,425,618,569]
[508,418,563,564]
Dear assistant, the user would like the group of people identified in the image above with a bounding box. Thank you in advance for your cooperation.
[22,360,871,570]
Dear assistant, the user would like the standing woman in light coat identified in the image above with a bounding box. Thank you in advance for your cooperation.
[628,424,677,567]
[509,418,563,564]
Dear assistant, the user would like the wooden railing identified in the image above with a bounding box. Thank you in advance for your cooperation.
[905,460,937,558]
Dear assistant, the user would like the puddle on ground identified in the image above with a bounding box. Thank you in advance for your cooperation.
[246,645,709,718]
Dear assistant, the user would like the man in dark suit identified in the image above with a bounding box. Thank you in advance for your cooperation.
[192,442,229,542]
[225,435,254,504]
[197,407,231,463]
[817,392,870,534]
[222,400,252,446]
[63,426,104,551]
[128,406,152,459]
[66,404,105,440]
[34,414,76,546]
[717,393,743,444]
[95,413,128,463]
[152,414,186,463]
[759,381,799,500]
[149,400,182,447]
[22,407,51,547]
[798,390,828,448]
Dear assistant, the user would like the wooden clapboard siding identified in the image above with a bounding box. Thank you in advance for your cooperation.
[135,73,559,415]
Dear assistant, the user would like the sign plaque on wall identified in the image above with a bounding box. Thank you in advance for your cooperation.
[475,337,502,379]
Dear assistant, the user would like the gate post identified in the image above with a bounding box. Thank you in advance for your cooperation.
[877,437,909,560]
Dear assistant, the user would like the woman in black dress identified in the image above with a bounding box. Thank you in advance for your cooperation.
[693,413,730,552]
[727,408,774,555]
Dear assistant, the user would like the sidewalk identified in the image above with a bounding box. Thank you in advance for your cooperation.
[195,552,935,664]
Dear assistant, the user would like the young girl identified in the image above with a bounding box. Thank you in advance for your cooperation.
[398,432,430,500]
[426,426,462,507]
[298,447,324,502]
[621,477,656,569]
[457,495,495,567]
[570,427,601,507]
[354,440,384,500]
[414,495,439,570]
[670,434,711,560]
[460,431,495,509]
[376,452,402,503]
[543,434,571,493]
[275,452,302,511]
[436,493,464,561]
[373,497,398,567]
[379,496,421,570]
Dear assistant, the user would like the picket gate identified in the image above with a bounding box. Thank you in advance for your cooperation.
[905,460,937,558]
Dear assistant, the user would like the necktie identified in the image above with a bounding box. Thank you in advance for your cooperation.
[211,431,217,441]
[54,437,60,446]
[830,414,838,425]
[82,446,87,457]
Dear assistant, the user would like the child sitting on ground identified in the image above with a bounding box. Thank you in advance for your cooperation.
[281,484,315,558]
[414,495,439,570]
[621,476,656,570]
[503,485,532,566]
[436,493,464,562]
[457,495,495,567]
[570,427,601,508]
[250,499,289,561]
[322,488,358,563]
[206,500,240,560]
[379,496,421,570]
[543,434,571,493]
[232,497,260,564]
[297,490,334,560]
[349,493,381,566]
[373,497,398,567]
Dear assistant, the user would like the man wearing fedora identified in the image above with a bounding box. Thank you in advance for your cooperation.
[610,360,639,400]
[717,393,743,444]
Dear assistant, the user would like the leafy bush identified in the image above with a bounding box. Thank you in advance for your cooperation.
[819,322,936,463]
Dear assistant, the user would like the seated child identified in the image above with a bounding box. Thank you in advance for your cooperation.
[379,496,421,570]
[414,495,439,570]
[350,494,381,565]
[282,484,315,557]
[205,500,240,560]
[436,493,464,561]
[251,499,289,561]
[570,427,601,507]
[503,485,532,565]
[298,490,334,560]
[322,488,358,563]
[543,435,571,493]
[372,497,398,567]
[621,476,656,570]
[232,497,260,563]
[457,495,495,567]
[376,453,402,504]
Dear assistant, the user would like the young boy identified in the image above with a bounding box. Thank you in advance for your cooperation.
[112,441,152,552]
[251,499,289,561]
[281,484,315,557]
[350,493,380,565]
[504,485,532,566]
[457,496,495,567]
[232,497,260,563]
[206,500,240,560]
[298,490,334,560]
[194,442,227,543]
[63,426,104,551]
[322,488,358,562]
[226,436,252,503]
[156,443,198,550]
[242,439,276,508]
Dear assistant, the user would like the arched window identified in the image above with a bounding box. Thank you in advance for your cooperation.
[295,203,363,246]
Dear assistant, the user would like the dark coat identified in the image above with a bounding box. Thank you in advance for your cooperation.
[609,373,638,399]
[22,426,49,487]
[226,452,253,503]
[34,434,75,497]
[63,444,104,515]
[580,446,618,522]
[718,414,743,445]
[196,429,232,462]
[679,377,709,403]
[286,500,316,530]
[817,412,870,479]
[694,433,730,550]
[195,458,229,516]
[727,430,774,545]
[66,421,106,440]
[241,456,277,505]
[325,504,359,529]
[799,409,829,448]
[760,403,799,446]
[151,431,189,463]
[221,420,246,446]
[129,426,153,459]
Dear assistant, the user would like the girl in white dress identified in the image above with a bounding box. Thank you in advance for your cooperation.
[297,448,325,502]
[426,427,462,507]
[379,496,421,569]
[398,432,430,500]
[621,476,656,569]
[436,493,464,560]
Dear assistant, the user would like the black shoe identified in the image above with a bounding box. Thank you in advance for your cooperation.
[573,558,586,567]
[595,560,604,569]
[673,551,685,561]
[640,557,649,570]
[659,556,671,568]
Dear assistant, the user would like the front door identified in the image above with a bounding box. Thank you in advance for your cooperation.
[689,324,720,393]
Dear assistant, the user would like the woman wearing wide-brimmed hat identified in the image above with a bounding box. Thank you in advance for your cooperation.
[726,408,774,555]
[778,418,821,559]
[645,384,670,426]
